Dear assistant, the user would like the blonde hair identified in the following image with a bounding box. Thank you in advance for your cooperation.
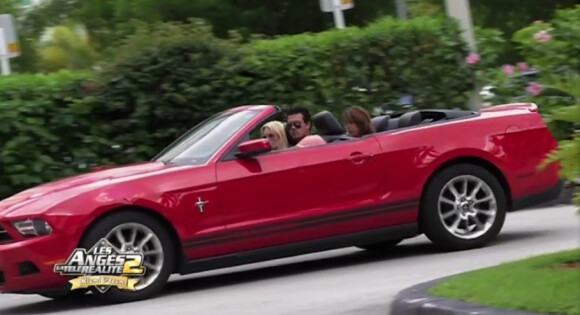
[261,121,289,150]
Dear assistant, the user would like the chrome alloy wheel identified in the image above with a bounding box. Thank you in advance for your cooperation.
[105,223,164,290]
[437,175,498,240]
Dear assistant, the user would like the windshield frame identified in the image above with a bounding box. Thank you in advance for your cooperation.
[152,107,270,166]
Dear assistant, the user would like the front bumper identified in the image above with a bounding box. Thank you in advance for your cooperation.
[0,234,74,293]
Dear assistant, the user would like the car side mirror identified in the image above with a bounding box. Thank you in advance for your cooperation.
[235,139,272,159]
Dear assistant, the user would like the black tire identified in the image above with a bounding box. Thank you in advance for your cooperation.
[420,163,507,251]
[356,239,403,252]
[80,211,175,304]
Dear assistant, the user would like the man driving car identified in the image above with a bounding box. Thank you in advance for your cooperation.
[285,106,312,146]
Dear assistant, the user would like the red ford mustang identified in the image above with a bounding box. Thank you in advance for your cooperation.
[0,103,563,303]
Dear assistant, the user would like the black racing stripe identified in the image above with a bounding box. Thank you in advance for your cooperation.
[182,199,419,249]
[185,202,418,249]
[183,200,419,247]
[182,199,418,246]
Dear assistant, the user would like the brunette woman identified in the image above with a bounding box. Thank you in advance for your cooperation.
[341,106,375,137]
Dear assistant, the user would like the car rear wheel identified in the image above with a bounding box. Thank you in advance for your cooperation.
[420,163,507,251]
[80,211,175,303]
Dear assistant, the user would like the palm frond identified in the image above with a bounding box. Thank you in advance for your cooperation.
[549,104,580,123]
[540,71,580,99]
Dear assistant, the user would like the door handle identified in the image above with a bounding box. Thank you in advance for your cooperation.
[348,152,374,164]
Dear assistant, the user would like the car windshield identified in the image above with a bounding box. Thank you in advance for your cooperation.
[153,109,261,165]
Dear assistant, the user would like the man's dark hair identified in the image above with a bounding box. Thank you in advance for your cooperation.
[286,106,311,124]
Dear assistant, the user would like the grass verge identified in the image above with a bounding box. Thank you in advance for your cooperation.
[429,249,580,315]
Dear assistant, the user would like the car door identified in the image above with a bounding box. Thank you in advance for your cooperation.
[215,135,389,253]
[289,136,388,240]
[215,148,308,252]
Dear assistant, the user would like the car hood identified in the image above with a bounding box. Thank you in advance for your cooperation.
[0,161,171,217]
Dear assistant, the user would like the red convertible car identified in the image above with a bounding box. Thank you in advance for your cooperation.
[0,103,563,303]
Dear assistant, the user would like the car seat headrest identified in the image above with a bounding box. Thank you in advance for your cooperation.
[312,111,345,136]
[397,111,422,128]
[372,115,391,132]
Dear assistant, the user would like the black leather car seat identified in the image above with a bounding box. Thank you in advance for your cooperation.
[312,111,352,143]
[371,115,391,132]
[397,111,422,129]
[386,118,399,130]
[371,115,385,130]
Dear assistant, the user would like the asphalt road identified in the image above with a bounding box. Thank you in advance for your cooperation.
[1,205,578,315]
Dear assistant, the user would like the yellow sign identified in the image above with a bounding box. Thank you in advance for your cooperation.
[8,43,19,54]
[319,0,355,13]
[0,14,20,58]
[69,275,140,291]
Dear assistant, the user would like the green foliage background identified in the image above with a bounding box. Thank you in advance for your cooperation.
[0,16,476,198]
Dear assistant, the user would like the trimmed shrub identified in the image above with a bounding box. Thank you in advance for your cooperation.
[83,19,246,164]
[0,70,92,101]
[0,70,101,197]
[73,16,478,163]
[240,16,477,116]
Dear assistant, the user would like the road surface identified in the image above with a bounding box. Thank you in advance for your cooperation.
[0,205,578,315]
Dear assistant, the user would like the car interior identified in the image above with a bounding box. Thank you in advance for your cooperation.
[239,106,479,157]
[310,109,478,144]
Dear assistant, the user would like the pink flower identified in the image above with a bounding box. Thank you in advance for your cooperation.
[534,30,552,43]
[527,82,542,96]
[517,62,529,72]
[465,52,480,65]
[502,64,515,76]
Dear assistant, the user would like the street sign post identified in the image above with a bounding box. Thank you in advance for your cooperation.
[0,14,20,75]
[319,0,354,29]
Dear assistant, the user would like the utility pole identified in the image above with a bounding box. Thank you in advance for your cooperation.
[0,28,11,75]
[0,14,20,76]
[443,0,482,109]
[395,0,408,20]
[332,0,346,29]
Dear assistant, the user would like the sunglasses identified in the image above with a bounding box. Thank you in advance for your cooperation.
[287,122,303,129]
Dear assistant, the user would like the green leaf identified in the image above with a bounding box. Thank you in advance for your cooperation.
[550,104,580,123]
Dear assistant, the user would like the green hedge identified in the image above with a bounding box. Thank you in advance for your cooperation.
[0,16,476,199]
[0,71,101,197]
[80,20,247,164]
[0,70,92,102]
[242,16,476,115]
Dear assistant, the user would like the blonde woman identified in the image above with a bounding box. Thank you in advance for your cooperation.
[261,121,289,150]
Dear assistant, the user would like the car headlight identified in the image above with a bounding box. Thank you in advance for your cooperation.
[13,219,53,237]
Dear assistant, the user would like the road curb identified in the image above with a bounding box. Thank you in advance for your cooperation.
[390,273,547,315]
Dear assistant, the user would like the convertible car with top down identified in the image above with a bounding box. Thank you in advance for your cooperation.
[0,102,564,303]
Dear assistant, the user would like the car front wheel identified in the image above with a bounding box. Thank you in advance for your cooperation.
[80,210,175,303]
[420,163,507,251]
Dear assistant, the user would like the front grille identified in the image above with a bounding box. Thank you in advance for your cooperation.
[18,261,39,276]
[0,226,12,244]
